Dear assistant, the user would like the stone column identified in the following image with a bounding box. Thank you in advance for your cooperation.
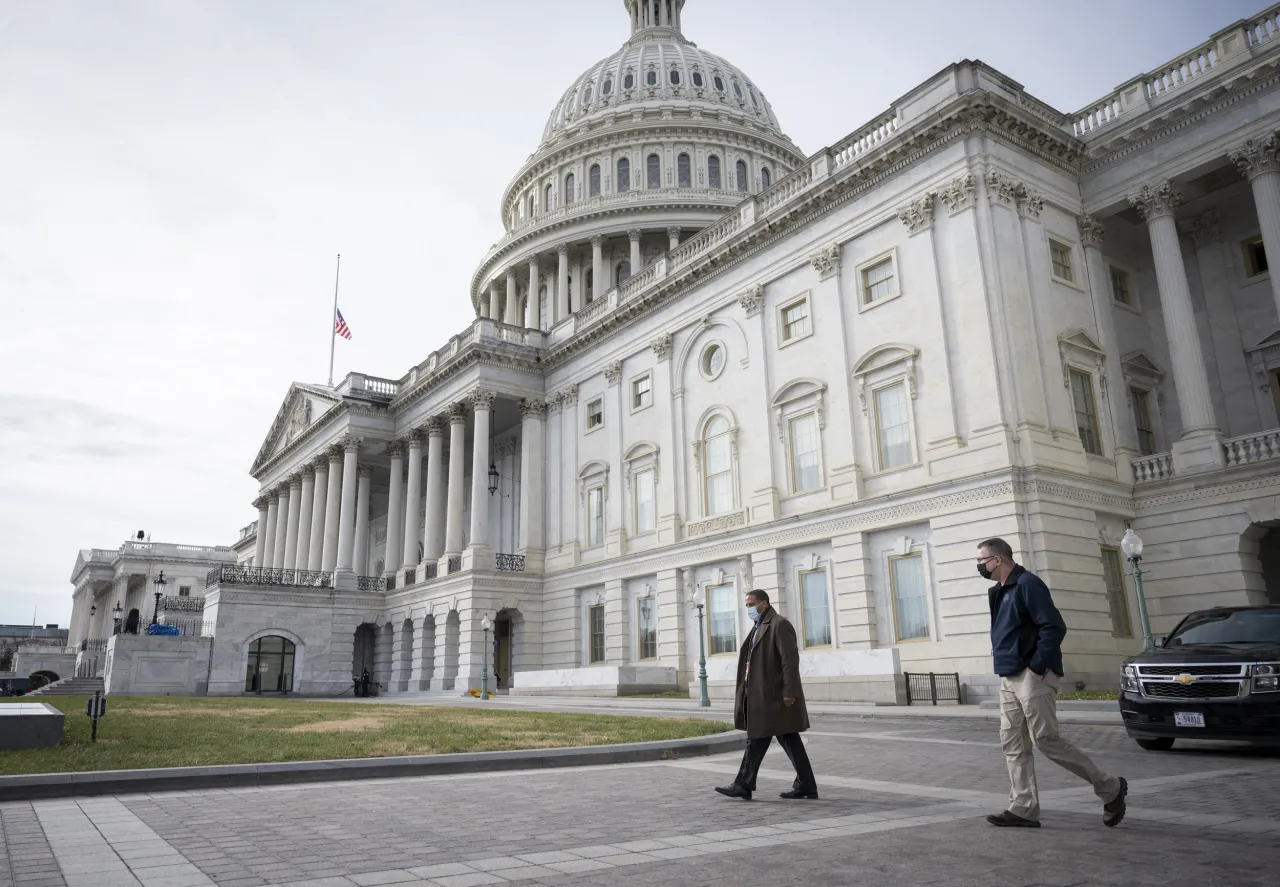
[504,269,519,325]
[282,475,303,570]
[628,229,642,274]
[307,456,328,571]
[667,225,680,251]
[336,438,361,573]
[294,466,315,571]
[1078,215,1138,457]
[321,448,343,571]
[1232,135,1280,323]
[410,614,432,690]
[1129,181,1224,472]
[590,235,604,301]
[353,464,373,576]
[467,390,495,567]
[443,404,468,560]
[571,252,583,313]
[527,259,540,328]
[518,398,546,569]
[433,613,451,690]
[402,431,425,570]
[272,484,291,570]
[557,243,570,320]
[252,497,269,567]
[486,283,500,321]
[384,442,405,578]
[423,419,447,563]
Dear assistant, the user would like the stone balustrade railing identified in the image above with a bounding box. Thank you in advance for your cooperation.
[1223,429,1280,467]
[832,110,900,170]
[1133,452,1175,484]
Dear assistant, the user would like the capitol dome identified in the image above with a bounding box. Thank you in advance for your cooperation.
[471,0,806,326]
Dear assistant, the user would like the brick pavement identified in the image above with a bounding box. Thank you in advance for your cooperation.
[2,716,1278,886]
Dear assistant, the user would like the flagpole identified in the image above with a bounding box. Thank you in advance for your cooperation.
[328,253,341,387]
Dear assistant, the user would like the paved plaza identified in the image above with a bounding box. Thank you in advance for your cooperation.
[3,713,1279,887]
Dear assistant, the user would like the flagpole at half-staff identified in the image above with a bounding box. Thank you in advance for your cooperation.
[328,253,341,387]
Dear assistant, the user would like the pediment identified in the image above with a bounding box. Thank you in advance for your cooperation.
[1247,328,1280,353]
[1120,350,1165,381]
[851,343,919,378]
[1058,329,1105,357]
[251,383,342,475]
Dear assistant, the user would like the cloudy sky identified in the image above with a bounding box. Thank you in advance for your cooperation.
[0,0,1262,627]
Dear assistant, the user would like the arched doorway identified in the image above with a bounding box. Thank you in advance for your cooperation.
[124,608,140,634]
[1260,527,1280,605]
[493,610,525,693]
[29,670,59,691]
[353,623,376,682]
[244,636,295,693]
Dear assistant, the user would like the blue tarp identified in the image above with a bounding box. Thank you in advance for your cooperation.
[146,624,180,636]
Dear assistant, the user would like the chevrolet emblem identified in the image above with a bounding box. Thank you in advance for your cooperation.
[1173,674,1196,684]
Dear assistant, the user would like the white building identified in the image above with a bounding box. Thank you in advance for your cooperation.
[86,1,1280,701]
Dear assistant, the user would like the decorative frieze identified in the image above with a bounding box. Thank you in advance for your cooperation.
[738,284,765,318]
[938,173,976,216]
[1128,180,1183,222]
[808,243,841,280]
[1230,135,1280,181]
[897,193,936,236]
[651,333,674,361]
[1076,214,1105,248]
[686,510,748,538]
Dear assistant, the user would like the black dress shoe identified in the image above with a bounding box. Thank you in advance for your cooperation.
[715,784,752,800]
[1103,777,1128,828]
[779,789,819,799]
[985,810,1040,828]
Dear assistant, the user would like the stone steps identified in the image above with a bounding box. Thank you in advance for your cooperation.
[27,677,104,697]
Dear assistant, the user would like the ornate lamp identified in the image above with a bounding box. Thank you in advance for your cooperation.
[481,616,493,699]
[488,462,499,496]
[1121,528,1154,650]
[151,570,167,627]
[692,586,710,708]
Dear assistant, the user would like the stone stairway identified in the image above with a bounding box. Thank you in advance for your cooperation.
[27,676,104,696]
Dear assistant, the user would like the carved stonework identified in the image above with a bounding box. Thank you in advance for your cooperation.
[446,402,468,424]
[985,170,1020,208]
[284,397,312,444]
[327,445,344,463]
[589,233,605,247]
[603,361,623,386]
[651,333,673,361]
[341,435,363,453]
[357,463,375,480]
[311,454,329,472]
[738,555,753,591]
[405,428,426,448]
[666,225,681,242]
[470,388,497,411]
[808,243,841,280]
[299,464,314,480]
[1182,210,1221,249]
[385,441,405,459]
[1128,180,1183,222]
[898,193,936,236]
[1017,189,1044,220]
[1231,135,1280,182]
[560,384,579,406]
[739,284,765,317]
[627,228,642,243]
[939,173,976,216]
[424,416,444,437]
[519,397,548,418]
[1077,214,1106,248]
[252,496,269,511]
[546,392,563,414]
[687,510,747,538]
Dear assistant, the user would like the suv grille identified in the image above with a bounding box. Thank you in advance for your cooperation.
[1142,682,1242,700]
[1138,664,1244,677]
[1134,662,1250,701]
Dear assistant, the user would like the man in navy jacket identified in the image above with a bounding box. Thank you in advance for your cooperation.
[979,537,1127,828]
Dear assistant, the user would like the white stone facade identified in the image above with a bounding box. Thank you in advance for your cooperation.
[80,3,1280,701]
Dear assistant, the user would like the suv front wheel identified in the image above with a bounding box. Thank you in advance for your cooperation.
[1135,737,1175,751]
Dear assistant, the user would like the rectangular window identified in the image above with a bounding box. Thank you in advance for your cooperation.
[873,382,912,471]
[631,375,652,410]
[707,584,737,655]
[1069,369,1102,455]
[637,596,657,659]
[178,586,191,598]
[586,397,604,430]
[1131,387,1156,456]
[889,553,930,641]
[780,297,811,342]
[589,604,605,662]
[1100,546,1133,638]
[1049,239,1074,282]
[634,468,655,534]
[587,486,604,547]
[1272,370,1280,422]
[1109,266,1131,305]
[704,433,734,516]
[1244,237,1269,278]
[800,570,831,648]
[789,413,822,492]
[861,257,895,304]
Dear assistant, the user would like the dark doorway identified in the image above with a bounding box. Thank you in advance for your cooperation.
[244,636,295,693]
[124,608,140,634]
[352,623,376,681]
[494,611,513,692]
[1260,527,1280,606]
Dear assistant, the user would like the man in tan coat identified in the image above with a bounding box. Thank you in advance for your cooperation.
[715,589,818,800]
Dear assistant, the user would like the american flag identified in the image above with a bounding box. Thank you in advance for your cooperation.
[334,308,352,340]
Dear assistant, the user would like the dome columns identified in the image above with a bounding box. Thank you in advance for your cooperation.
[627,0,684,35]
[557,243,571,321]
[591,235,605,306]
[526,258,541,328]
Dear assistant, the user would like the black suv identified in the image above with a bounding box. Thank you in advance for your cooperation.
[1119,605,1280,750]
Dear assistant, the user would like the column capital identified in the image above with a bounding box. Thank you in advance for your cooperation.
[385,440,406,458]
[666,225,681,239]
[519,397,548,419]
[897,193,936,236]
[738,283,765,318]
[505,266,518,280]
[1230,134,1280,181]
[470,388,497,411]
[938,172,976,216]
[560,383,579,406]
[341,435,363,454]
[425,416,445,436]
[405,428,426,447]
[299,464,315,480]
[312,454,330,472]
[627,228,642,242]
[1077,214,1106,248]
[557,241,570,256]
[651,332,674,361]
[1180,210,1221,249]
[590,233,605,247]
[288,474,303,490]
[808,243,841,280]
[447,402,469,425]
[252,496,270,510]
[357,463,375,479]
[603,361,623,386]
[1128,180,1183,222]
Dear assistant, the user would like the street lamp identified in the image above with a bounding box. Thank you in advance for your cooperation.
[481,616,492,700]
[112,600,123,635]
[691,588,710,708]
[1120,528,1155,650]
[151,570,167,627]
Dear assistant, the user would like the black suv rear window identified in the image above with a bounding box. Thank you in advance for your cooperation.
[1167,610,1280,646]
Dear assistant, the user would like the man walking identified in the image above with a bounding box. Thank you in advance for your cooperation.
[979,537,1127,828]
[715,589,818,801]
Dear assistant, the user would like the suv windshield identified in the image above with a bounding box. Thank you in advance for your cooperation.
[1166,609,1280,646]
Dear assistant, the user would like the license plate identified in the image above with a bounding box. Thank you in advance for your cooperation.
[1174,712,1205,728]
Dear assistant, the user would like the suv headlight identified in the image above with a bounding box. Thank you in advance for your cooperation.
[1121,664,1140,693]
[1253,662,1280,693]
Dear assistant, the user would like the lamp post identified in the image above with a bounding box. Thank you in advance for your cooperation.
[1120,529,1155,650]
[151,570,166,627]
[112,600,123,635]
[692,589,710,708]
[481,616,492,700]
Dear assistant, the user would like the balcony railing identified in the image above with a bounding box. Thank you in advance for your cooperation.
[79,639,109,653]
[1223,429,1280,467]
[205,565,335,589]
[422,562,439,581]
[156,619,210,637]
[1132,452,1175,484]
[447,556,462,574]
[161,595,204,612]
[357,575,386,592]
[495,553,526,572]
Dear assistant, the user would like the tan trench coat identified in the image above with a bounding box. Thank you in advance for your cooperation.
[733,606,810,739]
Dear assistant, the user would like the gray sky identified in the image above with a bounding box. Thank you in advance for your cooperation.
[0,0,1263,627]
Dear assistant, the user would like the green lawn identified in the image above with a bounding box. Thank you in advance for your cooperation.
[0,696,730,776]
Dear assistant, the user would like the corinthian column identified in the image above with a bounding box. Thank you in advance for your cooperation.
[628,229,642,275]
[282,475,303,570]
[353,464,373,575]
[557,243,570,320]
[467,389,495,564]
[1129,181,1224,473]
[252,497,269,567]
[261,493,278,569]
[423,419,446,562]
[402,431,424,570]
[272,484,291,569]
[443,404,468,560]
[591,234,604,301]
[518,398,547,571]
[321,447,343,571]
[504,269,519,325]
[1077,215,1138,457]
[527,259,540,328]
[1231,135,1280,323]
[294,466,315,571]
[336,437,361,572]
[667,225,680,251]
[384,442,404,578]
[307,455,328,571]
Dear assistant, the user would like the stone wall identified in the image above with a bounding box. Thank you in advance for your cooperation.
[103,635,213,696]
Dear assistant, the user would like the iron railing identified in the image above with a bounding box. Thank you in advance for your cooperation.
[904,672,963,706]
[385,575,396,591]
[357,575,386,592]
[447,556,462,574]
[495,553,526,572]
[161,595,205,612]
[157,619,210,637]
[422,562,439,581]
[206,566,335,589]
[79,639,109,652]
[403,569,416,586]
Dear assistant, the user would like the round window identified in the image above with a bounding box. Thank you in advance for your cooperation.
[701,343,726,378]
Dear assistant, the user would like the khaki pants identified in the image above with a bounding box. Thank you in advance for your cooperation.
[999,668,1121,821]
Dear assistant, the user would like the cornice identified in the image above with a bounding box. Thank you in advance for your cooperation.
[390,346,544,417]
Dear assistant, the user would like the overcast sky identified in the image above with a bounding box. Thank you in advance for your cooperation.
[0,0,1263,627]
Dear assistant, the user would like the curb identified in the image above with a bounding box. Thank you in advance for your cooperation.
[0,730,745,802]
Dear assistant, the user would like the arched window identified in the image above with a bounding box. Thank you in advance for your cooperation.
[527,193,536,216]
[245,635,296,694]
[617,261,631,285]
[736,160,749,192]
[713,74,725,92]
[760,167,771,189]
[583,84,593,103]
[701,416,735,517]
[545,183,553,210]
[617,158,630,193]
[669,68,680,85]
[677,153,691,188]
[565,173,575,205]
[646,69,658,86]
[749,89,759,109]
[733,80,743,99]
[692,70,704,88]
[708,155,721,189]
[647,153,661,189]
[602,78,613,95]
[624,72,634,90]
[589,164,601,197]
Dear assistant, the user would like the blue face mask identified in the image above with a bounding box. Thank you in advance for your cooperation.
[747,608,762,623]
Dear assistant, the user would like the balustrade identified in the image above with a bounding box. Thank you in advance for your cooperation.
[357,575,386,592]
[205,565,335,589]
[495,553,526,572]
[1223,429,1280,467]
[1132,452,1175,484]
[447,556,462,574]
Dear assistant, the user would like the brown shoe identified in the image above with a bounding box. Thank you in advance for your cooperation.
[986,810,1040,828]
[1103,777,1128,827]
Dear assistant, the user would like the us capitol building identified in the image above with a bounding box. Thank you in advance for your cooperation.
[57,1,1280,702]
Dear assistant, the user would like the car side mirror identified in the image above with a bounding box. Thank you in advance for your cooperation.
[1152,635,1167,648]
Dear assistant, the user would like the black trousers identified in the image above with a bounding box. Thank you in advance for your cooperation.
[734,732,817,792]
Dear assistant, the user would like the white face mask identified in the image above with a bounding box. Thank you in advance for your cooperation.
[747,607,762,623]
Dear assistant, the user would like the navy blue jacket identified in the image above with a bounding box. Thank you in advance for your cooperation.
[988,565,1066,677]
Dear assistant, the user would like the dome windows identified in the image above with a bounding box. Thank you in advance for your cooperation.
[647,153,661,189]
[565,173,575,205]
[583,84,593,103]
[733,80,743,99]
[736,160,748,192]
[669,68,680,86]
[708,155,722,189]
[603,78,613,96]
[692,70,704,88]
[624,72,635,90]
[713,74,725,91]
[589,164,601,198]
[545,183,554,210]
[678,153,691,188]
[646,69,658,87]
[617,157,631,193]
[760,167,771,189]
